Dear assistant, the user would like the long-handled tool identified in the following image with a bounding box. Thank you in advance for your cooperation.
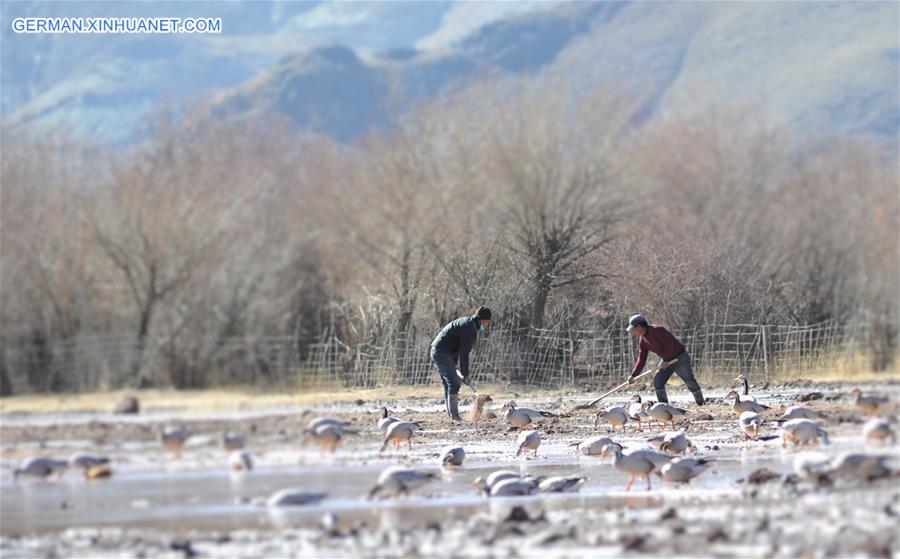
[456,369,477,395]
[570,358,679,412]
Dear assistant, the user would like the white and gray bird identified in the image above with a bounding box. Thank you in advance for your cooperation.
[627,395,654,432]
[69,452,110,472]
[792,452,831,485]
[380,421,419,452]
[369,467,437,498]
[647,431,694,455]
[499,401,556,430]
[223,431,246,452]
[660,457,713,483]
[600,444,671,491]
[487,477,541,497]
[849,388,889,415]
[440,446,466,467]
[644,402,688,430]
[539,475,587,493]
[739,411,762,441]
[570,436,622,457]
[827,452,893,481]
[779,406,827,422]
[14,457,69,480]
[595,406,629,432]
[306,417,351,432]
[228,450,254,471]
[516,430,542,457]
[267,489,327,507]
[302,423,358,452]
[780,418,829,448]
[725,390,770,415]
[377,407,402,432]
[863,418,896,444]
[733,374,755,398]
[160,426,192,459]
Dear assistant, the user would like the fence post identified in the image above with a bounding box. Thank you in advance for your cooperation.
[761,325,769,382]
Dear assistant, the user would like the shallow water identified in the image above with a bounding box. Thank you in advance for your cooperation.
[0,450,803,536]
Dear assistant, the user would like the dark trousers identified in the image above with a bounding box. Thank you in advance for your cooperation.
[430,347,460,399]
[653,351,704,404]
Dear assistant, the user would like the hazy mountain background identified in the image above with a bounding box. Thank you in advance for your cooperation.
[2,0,897,148]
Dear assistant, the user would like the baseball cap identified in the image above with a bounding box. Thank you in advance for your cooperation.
[626,314,648,332]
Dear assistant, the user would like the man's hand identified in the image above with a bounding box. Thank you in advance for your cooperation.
[627,373,638,385]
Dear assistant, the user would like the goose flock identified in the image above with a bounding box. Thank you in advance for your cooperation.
[9,380,898,515]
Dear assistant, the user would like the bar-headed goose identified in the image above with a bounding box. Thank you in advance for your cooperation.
[516,430,542,457]
[380,421,419,452]
[369,467,437,498]
[570,436,622,457]
[660,457,712,483]
[599,444,671,491]
[725,390,770,415]
[595,406,629,432]
[849,388,889,415]
[644,402,687,430]
[500,401,557,430]
[440,446,465,467]
[779,418,829,448]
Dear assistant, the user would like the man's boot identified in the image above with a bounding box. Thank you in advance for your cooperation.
[655,388,669,404]
[448,394,462,422]
[692,389,705,406]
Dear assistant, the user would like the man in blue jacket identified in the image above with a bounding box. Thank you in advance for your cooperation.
[431,306,492,421]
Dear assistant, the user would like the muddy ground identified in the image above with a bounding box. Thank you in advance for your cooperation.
[1,379,899,558]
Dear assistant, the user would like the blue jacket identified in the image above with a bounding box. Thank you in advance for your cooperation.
[431,316,479,377]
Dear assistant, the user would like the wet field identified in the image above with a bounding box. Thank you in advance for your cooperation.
[1,380,898,557]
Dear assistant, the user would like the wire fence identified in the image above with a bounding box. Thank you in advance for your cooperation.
[2,318,895,394]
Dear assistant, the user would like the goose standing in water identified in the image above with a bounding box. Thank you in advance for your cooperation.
[229,450,254,471]
[439,446,465,467]
[474,476,541,497]
[862,418,896,444]
[516,430,542,457]
[223,431,246,452]
[500,401,556,431]
[724,390,770,415]
[570,436,622,457]
[595,406,629,433]
[779,418,829,448]
[380,421,419,452]
[539,475,587,493]
[161,426,192,459]
[739,411,762,441]
[647,431,694,455]
[302,423,358,453]
[660,457,713,483]
[69,452,109,473]
[469,470,526,494]
[849,388,889,415]
[599,444,671,491]
[644,402,687,430]
[14,457,69,480]
[369,467,437,498]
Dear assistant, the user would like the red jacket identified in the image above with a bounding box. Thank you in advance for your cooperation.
[630,324,685,376]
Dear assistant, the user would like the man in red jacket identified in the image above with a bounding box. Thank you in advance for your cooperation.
[626,314,705,405]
